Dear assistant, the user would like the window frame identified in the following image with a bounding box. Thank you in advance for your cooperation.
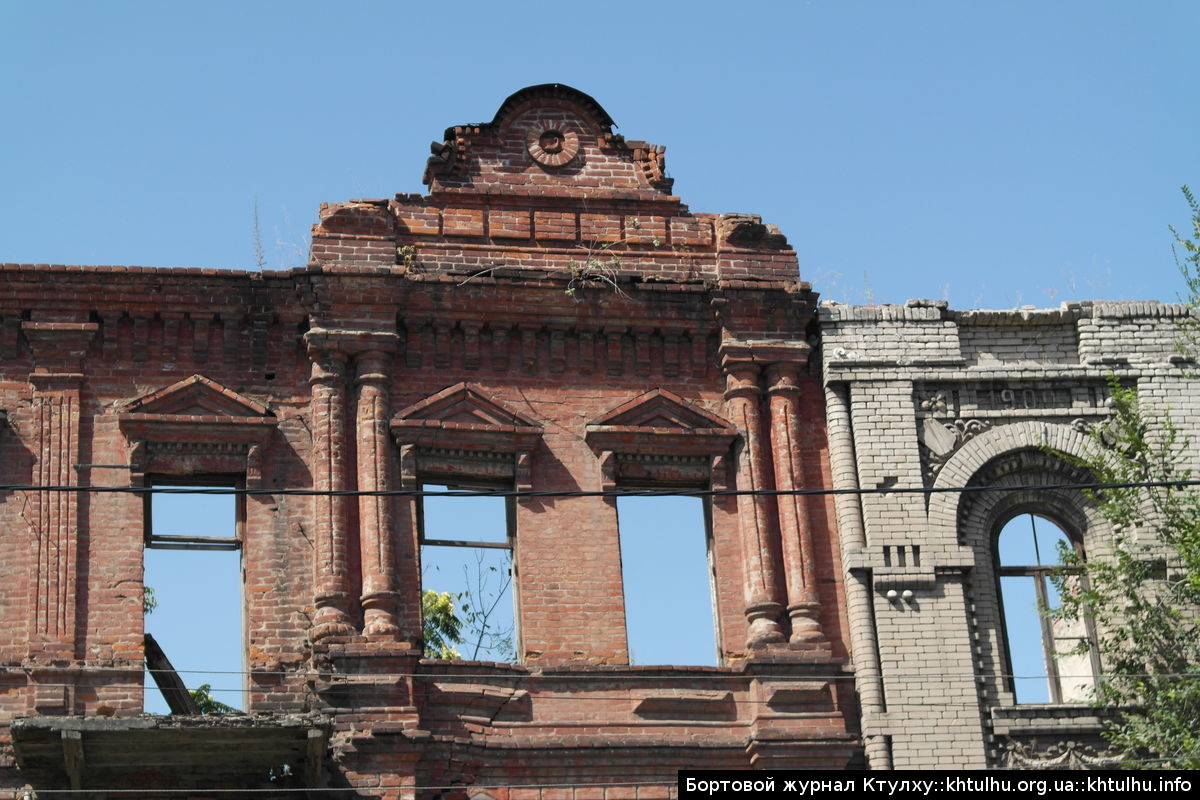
[142,472,246,714]
[614,488,722,667]
[417,477,520,663]
[143,473,245,551]
[995,511,1101,704]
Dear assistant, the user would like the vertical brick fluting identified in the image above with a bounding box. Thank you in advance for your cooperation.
[28,381,82,658]
[22,321,97,663]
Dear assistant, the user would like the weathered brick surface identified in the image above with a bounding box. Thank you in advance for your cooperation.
[822,298,1200,769]
[0,86,856,794]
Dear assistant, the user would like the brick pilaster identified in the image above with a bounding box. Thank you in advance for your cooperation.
[721,353,785,648]
[765,362,827,648]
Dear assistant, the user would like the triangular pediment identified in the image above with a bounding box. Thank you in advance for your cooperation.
[121,375,272,418]
[393,382,538,429]
[391,383,542,452]
[585,389,737,460]
[589,389,734,433]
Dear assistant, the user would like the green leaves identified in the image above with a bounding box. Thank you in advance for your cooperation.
[421,589,463,659]
[143,585,158,615]
[1042,188,1200,767]
[1050,377,1200,768]
[189,683,239,715]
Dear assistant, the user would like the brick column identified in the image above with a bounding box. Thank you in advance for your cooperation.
[765,362,827,647]
[722,355,785,647]
[22,321,97,662]
[355,350,400,639]
[307,344,356,641]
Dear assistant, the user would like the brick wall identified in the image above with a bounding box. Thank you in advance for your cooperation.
[822,298,1199,770]
[0,85,857,796]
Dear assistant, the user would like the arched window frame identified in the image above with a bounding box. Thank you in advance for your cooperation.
[934,430,1112,711]
[993,509,1101,704]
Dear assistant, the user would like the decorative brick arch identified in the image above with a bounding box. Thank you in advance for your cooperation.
[923,420,1112,749]
[927,421,1095,541]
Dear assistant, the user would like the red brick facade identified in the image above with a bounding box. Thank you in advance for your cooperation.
[1,85,858,796]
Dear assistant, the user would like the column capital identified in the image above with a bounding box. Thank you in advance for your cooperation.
[719,340,811,371]
[305,328,399,359]
[354,349,393,386]
[765,361,803,396]
[22,321,98,375]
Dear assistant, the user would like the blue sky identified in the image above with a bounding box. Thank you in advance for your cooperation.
[4,1,1195,710]
[3,1,1197,308]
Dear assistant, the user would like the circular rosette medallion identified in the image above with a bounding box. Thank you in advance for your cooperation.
[527,126,579,167]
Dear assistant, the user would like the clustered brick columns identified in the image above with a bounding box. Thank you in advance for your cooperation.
[354,348,401,639]
[306,344,356,640]
[22,321,97,661]
[306,330,404,642]
[722,354,785,647]
[721,343,827,649]
[766,361,826,647]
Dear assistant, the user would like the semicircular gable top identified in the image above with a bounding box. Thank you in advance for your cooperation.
[311,84,800,286]
[424,83,671,198]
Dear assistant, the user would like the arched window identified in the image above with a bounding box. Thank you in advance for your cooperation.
[997,513,1098,703]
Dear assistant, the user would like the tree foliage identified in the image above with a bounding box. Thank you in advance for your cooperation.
[189,683,239,715]
[420,553,516,662]
[1172,185,1200,357]
[1050,187,1200,768]
[422,589,464,659]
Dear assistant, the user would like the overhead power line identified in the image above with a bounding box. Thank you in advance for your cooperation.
[2,479,1198,498]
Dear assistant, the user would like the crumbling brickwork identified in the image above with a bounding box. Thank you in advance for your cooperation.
[821,299,1199,769]
[1,85,857,796]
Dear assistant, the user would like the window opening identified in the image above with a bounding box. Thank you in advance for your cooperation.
[420,483,516,662]
[143,480,243,714]
[997,513,1096,703]
[617,495,718,666]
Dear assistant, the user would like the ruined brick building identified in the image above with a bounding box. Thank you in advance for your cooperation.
[0,84,1195,793]
[1,85,857,796]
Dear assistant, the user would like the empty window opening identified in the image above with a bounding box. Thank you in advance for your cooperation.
[618,496,718,666]
[420,484,516,662]
[143,482,244,714]
[997,513,1096,704]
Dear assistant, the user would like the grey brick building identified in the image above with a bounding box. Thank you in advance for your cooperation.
[821,299,1197,769]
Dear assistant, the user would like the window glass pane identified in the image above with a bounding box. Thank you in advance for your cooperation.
[423,484,508,543]
[997,515,1038,566]
[618,496,717,666]
[999,575,1050,703]
[1048,573,1095,702]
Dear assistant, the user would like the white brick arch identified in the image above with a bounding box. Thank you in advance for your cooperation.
[927,421,1095,540]
[924,421,1111,734]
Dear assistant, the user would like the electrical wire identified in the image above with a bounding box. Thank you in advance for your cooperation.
[2,479,1199,498]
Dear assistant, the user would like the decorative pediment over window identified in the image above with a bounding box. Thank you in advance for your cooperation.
[390,383,542,489]
[114,375,276,487]
[585,389,737,488]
